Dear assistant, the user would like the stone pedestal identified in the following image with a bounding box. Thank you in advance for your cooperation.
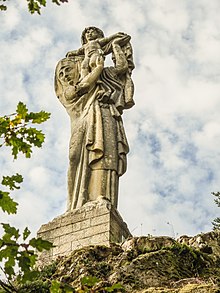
[37,199,131,266]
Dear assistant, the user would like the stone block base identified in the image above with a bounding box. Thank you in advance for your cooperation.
[37,199,131,266]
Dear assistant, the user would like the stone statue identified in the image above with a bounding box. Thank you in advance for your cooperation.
[66,28,130,96]
[55,27,135,211]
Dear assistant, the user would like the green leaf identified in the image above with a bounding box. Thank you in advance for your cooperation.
[81,276,99,287]
[16,102,28,119]
[0,116,10,136]
[50,280,62,293]
[0,191,18,214]
[17,252,35,274]
[2,173,23,190]
[24,128,45,147]
[26,111,50,124]
[1,103,50,159]
[52,0,68,4]
[27,0,42,14]
[23,227,31,241]
[0,4,7,11]
[212,192,220,207]
[0,244,18,279]
[11,143,19,159]
[2,223,20,240]
[105,283,124,292]
[29,237,53,252]
[63,284,75,293]
[8,134,32,159]
[4,264,15,278]
[0,242,19,257]
[20,270,39,283]
[212,217,220,230]
[5,256,16,271]
[17,250,37,272]
[39,0,47,7]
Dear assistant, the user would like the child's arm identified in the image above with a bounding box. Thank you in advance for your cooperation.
[66,46,84,58]
[99,32,127,46]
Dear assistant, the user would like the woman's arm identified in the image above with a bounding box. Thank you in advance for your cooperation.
[112,38,128,75]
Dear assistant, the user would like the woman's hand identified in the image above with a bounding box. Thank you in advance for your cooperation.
[112,37,122,46]
[112,34,131,47]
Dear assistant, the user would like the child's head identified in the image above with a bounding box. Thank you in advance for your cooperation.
[81,27,104,45]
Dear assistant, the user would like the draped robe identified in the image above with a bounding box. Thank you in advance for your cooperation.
[55,42,134,211]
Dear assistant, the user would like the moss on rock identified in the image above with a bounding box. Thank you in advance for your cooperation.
[16,231,220,292]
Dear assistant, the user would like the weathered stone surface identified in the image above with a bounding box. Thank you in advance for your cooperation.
[55,26,135,212]
[37,198,131,266]
[122,235,176,254]
[35,230,219,292]
[177,230,220,256]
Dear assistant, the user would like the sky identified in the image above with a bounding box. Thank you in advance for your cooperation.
[1,0,220,240]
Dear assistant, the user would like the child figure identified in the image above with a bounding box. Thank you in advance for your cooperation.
[66,27,129,95]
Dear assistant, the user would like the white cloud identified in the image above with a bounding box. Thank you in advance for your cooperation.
[1,5,21,31]
[148,0,189,33]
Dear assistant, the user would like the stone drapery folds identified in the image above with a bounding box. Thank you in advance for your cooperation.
[54,27,135,211]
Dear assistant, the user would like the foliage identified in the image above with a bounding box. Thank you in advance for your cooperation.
[16,261,57,292]
[79,276,124,292]
[0,101,50,159]
[0,101,50,215]
[0,102,52,292]
[212,192,220,230]
[0,225,53,288]
[0,173,24,215]
[48,276,124,293]
[0,0,7,11]
[16,269,124,293]
[50,280,74,293]
[0,0,68,14]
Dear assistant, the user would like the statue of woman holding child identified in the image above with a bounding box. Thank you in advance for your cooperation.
[54,27,135,211]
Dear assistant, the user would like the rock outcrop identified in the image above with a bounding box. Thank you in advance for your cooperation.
[24,230,220,292]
